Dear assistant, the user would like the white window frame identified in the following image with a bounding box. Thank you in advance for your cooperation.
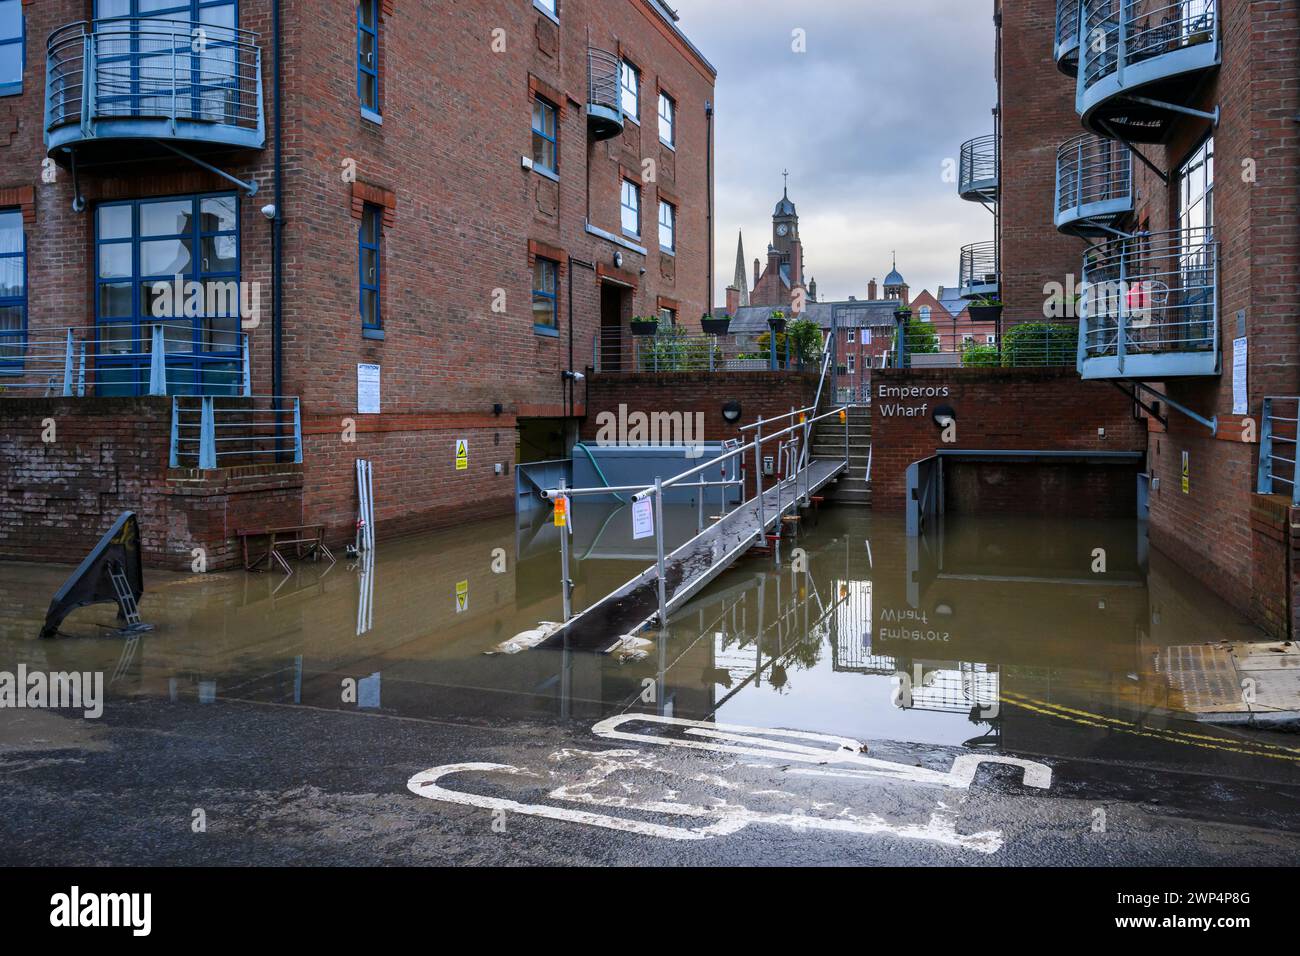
[657,199,675,252]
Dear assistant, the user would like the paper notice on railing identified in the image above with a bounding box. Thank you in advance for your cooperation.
[632,497,654,541]
[1232,337,1248,416]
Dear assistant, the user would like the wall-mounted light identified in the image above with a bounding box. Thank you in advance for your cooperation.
[721,400,743,424]
[492,403,504,416]
[933,404,956,429]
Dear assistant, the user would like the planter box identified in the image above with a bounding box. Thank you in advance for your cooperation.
[767,319,787,334]
[701,318,731,336]
[630,321,659,337]
[968,305,1003,324]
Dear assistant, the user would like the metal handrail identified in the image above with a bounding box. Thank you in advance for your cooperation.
[1259,397,1300,506]
[959,240,999,295]
[587,47,621,113]
[170,394,301,469]
[1081,0,1218,92]
[1055,0,1082,60]
[1080,226,1218,361]
[1055,132,1133,221]
[959,134,998,200]
[46,17,262,134]
[0,324,250,397]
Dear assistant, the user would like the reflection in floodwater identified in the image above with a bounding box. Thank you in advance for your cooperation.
[1,504,1297,788]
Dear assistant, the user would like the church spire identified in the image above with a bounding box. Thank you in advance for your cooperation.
[731,231,750,308]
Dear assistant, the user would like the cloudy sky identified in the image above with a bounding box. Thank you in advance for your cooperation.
[670,0,997,304]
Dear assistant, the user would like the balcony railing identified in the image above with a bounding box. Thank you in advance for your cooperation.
[45,18,265,156]
[0,324,250,398]
[1258,398,1300,506]
[958,134,998,204]
[1055,0,1082,76]
[587,47,624,141]
[959,241,999,299]
[170,395,301,469]
[1078,0,1220,141]
[1055,133,1134,234]
[594,329,819,374]
[1078,226,1219,379]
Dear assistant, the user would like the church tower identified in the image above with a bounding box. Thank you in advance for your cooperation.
[883,253,908,303]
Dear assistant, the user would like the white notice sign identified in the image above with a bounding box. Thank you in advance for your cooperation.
[358,363,381,415]
[632,497,654,541]
[1232,337,1248,415]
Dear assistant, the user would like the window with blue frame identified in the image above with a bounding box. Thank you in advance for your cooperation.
[91,0,240,123]
[360,204,382,332]
[0,209,25,366]
[657,91,674,147]
[358,0,380,118]
[94,194,243,396]
[619,60,640,121]
[658,199,675,252]
[0,0,22,97]
[531,95,557,175]
[532,258,558,335]
[620,179,640,238]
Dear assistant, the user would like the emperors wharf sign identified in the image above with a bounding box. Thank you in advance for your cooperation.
[876,383,952,418]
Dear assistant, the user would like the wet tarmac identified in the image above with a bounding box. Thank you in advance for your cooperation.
[3,506,1300,865]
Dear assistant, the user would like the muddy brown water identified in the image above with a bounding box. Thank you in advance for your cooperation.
[2,505,1298,787]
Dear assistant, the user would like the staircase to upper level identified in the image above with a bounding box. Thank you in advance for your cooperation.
[812,405,872,506]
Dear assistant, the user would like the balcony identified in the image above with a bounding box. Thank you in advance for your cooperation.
[45,18,264,164]
[958,135,998,205]
[1055,0,1081,76]
[587,47,624,141]
[1078,227,1219,379]
[1055,133,1134,235]
[1078,0,1220,142]
[959,241,999,299]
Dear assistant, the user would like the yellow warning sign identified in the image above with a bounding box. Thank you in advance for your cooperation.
[455,580,469,613]
[553,495,568,528]
[455,438,468,471]
[1181,451,1190,495]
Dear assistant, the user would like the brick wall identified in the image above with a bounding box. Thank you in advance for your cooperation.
[0,1,715,561]
[994,0,1087,327]
[870,367,1148,512]
[0,398,303,570]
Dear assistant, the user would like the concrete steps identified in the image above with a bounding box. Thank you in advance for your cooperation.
[812,406,872,506]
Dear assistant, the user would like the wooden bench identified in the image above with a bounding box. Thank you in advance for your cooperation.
[238,525,336,575]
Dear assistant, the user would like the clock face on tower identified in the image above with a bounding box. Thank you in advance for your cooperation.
[777,224,789,237]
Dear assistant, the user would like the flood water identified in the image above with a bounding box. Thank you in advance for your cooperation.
[3,504,1298,789]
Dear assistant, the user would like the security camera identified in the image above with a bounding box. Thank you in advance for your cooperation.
[260,204,277,220]
[563,370,586,383]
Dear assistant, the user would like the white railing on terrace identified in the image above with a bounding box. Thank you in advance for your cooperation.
[1080,0,1218,93]
[46,18,263,146]
[593,329,820,374]
[1055,132,1134,228]
[0,324,250,397]
[170,395,301,469]
[1079,226,1218,372]
[1259,398,1300,507]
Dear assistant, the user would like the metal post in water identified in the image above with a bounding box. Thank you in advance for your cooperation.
[559,478,572,622]
[654,477,668,627]
[754,417,766,541]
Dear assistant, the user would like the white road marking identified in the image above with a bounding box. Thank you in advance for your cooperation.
[590,714,1053,790]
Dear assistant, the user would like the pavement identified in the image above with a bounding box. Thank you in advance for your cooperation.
[3,697,1300,867]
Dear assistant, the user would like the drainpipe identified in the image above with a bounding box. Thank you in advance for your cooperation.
[705,99,714,317]
[271,0,285,401]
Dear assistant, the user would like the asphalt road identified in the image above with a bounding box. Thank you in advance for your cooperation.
[3,697,1300,867]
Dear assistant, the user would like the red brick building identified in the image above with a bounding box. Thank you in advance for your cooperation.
[990,0,1300,637]
[0,0,716,566]
[724,180,813,314]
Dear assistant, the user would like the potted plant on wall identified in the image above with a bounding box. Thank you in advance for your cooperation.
[967,295,1004,324]
[701,313,731,336]
[630,315,659,336]
[768,310,787,334]
[893,305,913,322]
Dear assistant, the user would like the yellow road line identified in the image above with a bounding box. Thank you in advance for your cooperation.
[1000,692,1300,764]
